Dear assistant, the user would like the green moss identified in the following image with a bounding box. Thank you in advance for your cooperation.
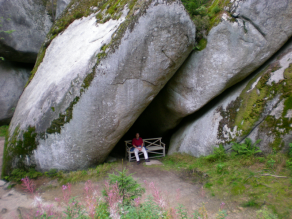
[2,126,38,176]
[195,38,207,51]
[217,52,292,147]
[46,96,80,134]
[25,45,48,87]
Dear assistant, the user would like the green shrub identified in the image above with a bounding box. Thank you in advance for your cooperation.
[105,168,145,205]
[44,168,58,177]
[242,199,260,208]
[231,138,262,156]
[211,5,221,14]
[289,143,292,157]
[8,168,42,182]
[0,125,8,137]
[267,158,276,169]
[205,144,227,162]
[256,207,278,219]
[216,163,226,174]
[122,197,163,219]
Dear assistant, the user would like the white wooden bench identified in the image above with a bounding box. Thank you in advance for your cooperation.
[125,138,166,162]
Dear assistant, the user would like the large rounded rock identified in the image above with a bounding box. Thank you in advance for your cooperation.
[134,0,292,137]
[0,61,31,125]
[0,0,52,63]
[169,39,292,156]
[3,0,196,173]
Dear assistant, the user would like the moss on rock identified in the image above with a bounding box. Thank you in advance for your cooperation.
[217,49,292,150]
[2,126,38,176]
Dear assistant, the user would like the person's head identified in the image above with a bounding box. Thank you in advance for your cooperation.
[135,133,139,139]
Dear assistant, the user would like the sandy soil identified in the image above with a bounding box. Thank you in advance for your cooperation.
[0,137,257,218]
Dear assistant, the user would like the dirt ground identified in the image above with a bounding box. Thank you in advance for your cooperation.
[0,137,257,218]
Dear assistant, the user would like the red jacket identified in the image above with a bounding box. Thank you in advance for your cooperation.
[132,137,143,147]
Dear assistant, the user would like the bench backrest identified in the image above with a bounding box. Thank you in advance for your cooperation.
[125,138,162,149]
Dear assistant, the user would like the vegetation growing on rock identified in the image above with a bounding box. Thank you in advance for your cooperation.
[217,49,292,152]
[181,0,232,50]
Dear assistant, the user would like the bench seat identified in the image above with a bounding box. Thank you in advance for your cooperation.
[125,138,166,162]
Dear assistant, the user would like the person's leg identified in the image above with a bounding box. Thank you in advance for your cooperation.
[134,148,140,162]
[142,147,148,160]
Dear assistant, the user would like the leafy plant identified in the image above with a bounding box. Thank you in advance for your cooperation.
[104,168,145,206]
[231,138,262,156]
[8,168,42,182]
[95,202,110,219]
[0,125,8,137]
[44,168,58,177]
[175,204,188,219]
[256,207,278,219]
[63,197,87,218]
[122,197,163,219]
[205,144,227,162]
[267,158,276,169]
[216,163,226,174]
[216,209,228,219]
[289,143,292,157]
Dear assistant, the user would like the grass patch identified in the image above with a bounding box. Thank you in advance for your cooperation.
[160,151,292,218]
[0,125,8,137]
[57,162,118,185]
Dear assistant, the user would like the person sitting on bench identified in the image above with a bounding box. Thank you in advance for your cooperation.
[132,133,150,164]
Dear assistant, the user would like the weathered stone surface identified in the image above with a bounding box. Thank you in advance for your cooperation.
[4,0,196,173]
[135,0,292,137]
[0,0,52,63]
[0,61,31,125]
[169,40,292,156]
[56,0,72,18]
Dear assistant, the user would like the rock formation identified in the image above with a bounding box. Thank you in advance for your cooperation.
[3,0,196,173]
[169,39,292,156]
[0,0,52,63]
[134,0,292,137]
[56,0,72,18]
[0,61,31,126]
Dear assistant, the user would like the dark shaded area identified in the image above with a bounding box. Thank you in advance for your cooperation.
[110,37,292,159]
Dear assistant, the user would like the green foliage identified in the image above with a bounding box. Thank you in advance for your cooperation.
[195,38,208,51]
[205,144,227,162]
[0,125,8,137]
[256,207,278,219]
[211,5,221,15]
[44,169,59,177]
[58,162,116,185]
[63,197,87,218]
[231,138,262,156]
[216,163,226,174]
[241,199,260,208]
[7,168,42,182]
[175,204,188,219]
[267,158,276,169]
[122,197,163,219]
[95,201,110,218]
[216,210,228,219]
[289,143,292,157]
[161,151,291,216]
[105,168,145,205]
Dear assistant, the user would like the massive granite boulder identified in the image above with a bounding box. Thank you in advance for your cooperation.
[0,61,31,126]
[0,0,52,63]
[134,0,292,137]
[3,0,196,173]
[169,39,292,156]
[56,0,72,18]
